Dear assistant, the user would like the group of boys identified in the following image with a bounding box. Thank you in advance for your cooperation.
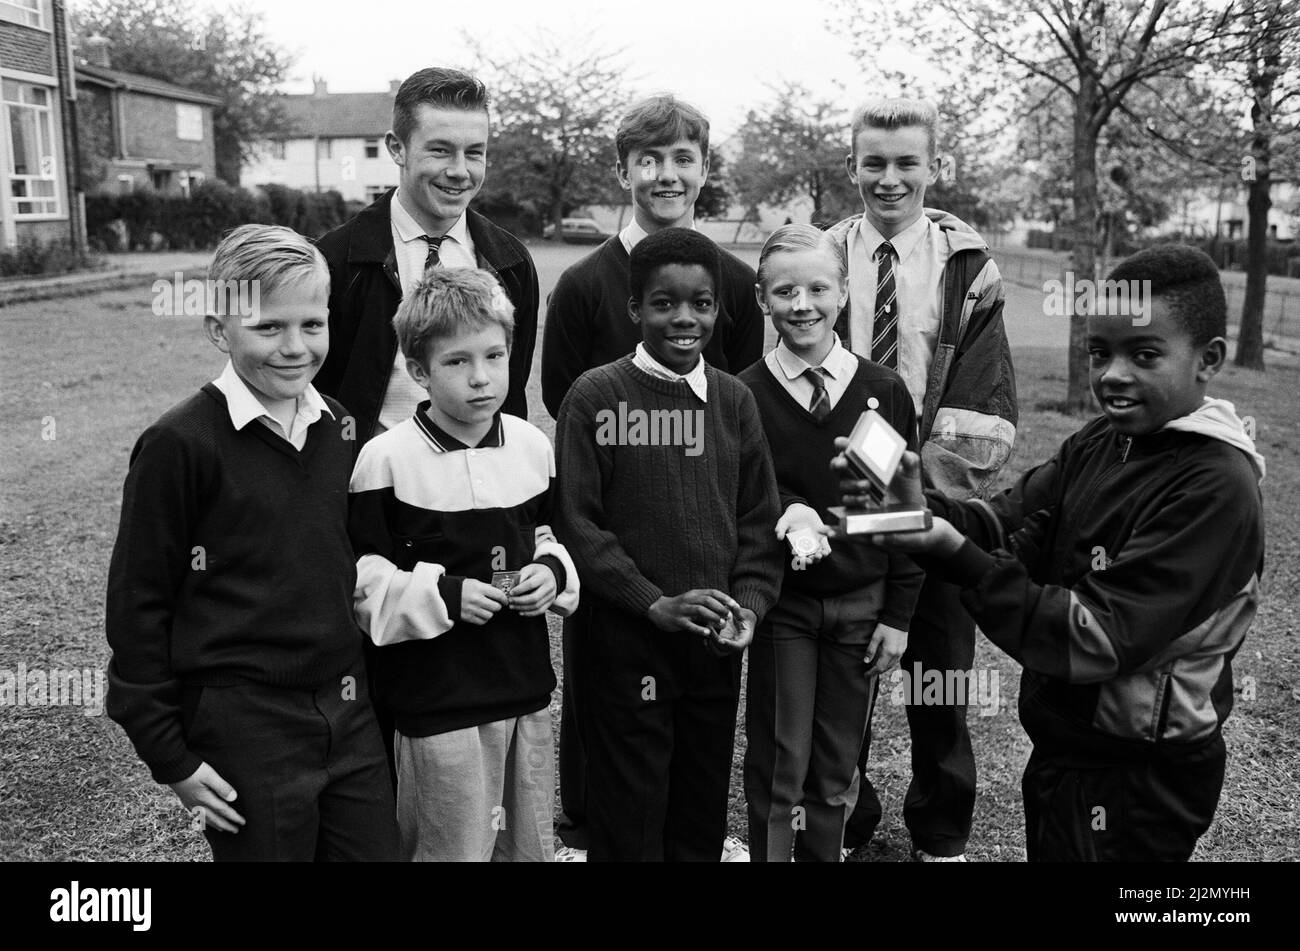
[105,65,1265,863]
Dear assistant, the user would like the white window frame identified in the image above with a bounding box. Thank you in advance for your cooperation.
[364,138,379,159]
[176,102,203,141]
[3,79,61,219]
[268,140,286,160]
[0,0,43,30]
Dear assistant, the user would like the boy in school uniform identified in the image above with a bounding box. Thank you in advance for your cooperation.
[839,245,1265,861]
[740,224,925,862]
[555,227,783,862]
[105,225,398,861]
[348,268,580,862]
[828,98,1018,860]
[541,94,765,850]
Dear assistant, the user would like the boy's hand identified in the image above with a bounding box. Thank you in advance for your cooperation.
[831,441,927,510]
[864,623,908,676]
[461,580,509,625]
[706,605,756,656]
[169,762,245,834]
[775,503,832,565]
[508,563,558,617]
[648,589,739,638]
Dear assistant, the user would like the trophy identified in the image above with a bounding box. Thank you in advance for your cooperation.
[828,410,933,534]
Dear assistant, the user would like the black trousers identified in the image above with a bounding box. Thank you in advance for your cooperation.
[584,602,742,862]
[182,674,399,862]
[845,575,977,856]
[1022,741,1226,861]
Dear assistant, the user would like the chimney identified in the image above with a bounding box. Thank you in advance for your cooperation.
[389,79,402,94]
[313,76,328,97]
[83,34,111,69]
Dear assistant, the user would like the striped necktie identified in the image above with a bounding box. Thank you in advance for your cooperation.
[420,234,445,275]
[871,241,898,370]
[802,366,831,422]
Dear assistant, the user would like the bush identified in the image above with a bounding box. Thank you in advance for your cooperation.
[0,237,97,278]
[86,183,354,250]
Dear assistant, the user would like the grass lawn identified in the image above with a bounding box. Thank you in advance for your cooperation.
[1,248,1296,861]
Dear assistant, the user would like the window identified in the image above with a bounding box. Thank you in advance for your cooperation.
[365,185,389,202]
[3,80,59,217]
[176,103,203,141]
[364,138,379,159]
[151,168,173,191]
[316,138,332,160]
[268,140,286,160]
[0,0,43,29]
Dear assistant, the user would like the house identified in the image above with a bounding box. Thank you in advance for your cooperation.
[75,45,220,196]
[0,0,84,249]
[241,78,399,203]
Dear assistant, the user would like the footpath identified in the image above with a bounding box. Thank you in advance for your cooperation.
[0,252,211,308]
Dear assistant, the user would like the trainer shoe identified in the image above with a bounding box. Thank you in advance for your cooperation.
[914,848,967,862]
[720,836,751,862]
[555,846,588,862]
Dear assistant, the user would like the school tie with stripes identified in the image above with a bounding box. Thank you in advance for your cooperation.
[802,366,831,422]
[871,241,898,370]
[420,234,445,275]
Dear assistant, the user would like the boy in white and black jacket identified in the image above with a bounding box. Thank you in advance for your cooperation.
[348,268,578,862]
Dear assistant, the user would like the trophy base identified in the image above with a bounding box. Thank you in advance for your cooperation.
[828,505,932,535]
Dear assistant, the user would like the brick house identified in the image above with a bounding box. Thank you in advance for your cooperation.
[0,0,84,249]
[75,56,220,196]
[242,78,399,203]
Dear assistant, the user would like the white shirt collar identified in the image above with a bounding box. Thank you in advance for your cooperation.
[392,187,471,250]
[855,213,931,263]
[620,216,698,254]
[773,334,855,382]
[632,343,708,402]
[212,360,332,433]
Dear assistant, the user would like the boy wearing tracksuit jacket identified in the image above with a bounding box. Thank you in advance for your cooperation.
[841,244,1266,861]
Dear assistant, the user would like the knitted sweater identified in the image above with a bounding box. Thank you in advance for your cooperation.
[555,356,783,623]
[541,236,765,419]
[740,356,925,629]
[105,384,362,784]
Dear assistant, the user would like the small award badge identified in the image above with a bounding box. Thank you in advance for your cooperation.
[787,526,820,557]
[491,570,522,593]
[828,410,933,534]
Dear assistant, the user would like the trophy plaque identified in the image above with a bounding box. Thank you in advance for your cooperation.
[828,410,933,534]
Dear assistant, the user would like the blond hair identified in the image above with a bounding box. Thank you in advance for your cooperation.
[849,98,940,159]
[756,224,847,289]
[393,267,514,365]
[207,224,329,299]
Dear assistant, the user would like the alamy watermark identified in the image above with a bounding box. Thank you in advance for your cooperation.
[1,664,104,716]
[1042,274,1152,325]
[152,272,261,323]
[595,401,705,457]
[888,664,1001,717]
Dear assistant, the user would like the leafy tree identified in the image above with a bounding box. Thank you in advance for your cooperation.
[731,82,858,227]
[467,30,630,240]
[72,0,292,185]
[696,146,732,220]
[832,0,1243,411]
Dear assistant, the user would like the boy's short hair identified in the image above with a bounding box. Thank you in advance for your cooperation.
[393,267,515,366]
[393,68,489,145]
[629,228,721,302]
[615,94,710,168]
[1106,244,1226,346]
[756,223,847,289]
[850,98,940,159]
[208,224,328,299]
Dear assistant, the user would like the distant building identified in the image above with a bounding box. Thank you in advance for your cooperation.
[75,58,220,196]
[0,0,84,249]
[1173,182,1298,242]
[241,78,399,203]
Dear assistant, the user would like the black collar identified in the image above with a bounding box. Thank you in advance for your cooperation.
[413,402,504,451]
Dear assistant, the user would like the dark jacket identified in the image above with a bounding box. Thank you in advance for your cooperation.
[314,189,539,441]
[925,404,1265,763]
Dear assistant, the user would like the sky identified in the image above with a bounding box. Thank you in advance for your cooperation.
[248,0,926,139]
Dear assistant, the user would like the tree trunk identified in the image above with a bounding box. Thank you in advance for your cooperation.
[1237,31,1277,371]
[1066,86,1100,414]
[550,192,566,243]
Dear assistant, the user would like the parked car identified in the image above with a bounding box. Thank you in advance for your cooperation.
[542,217,612,245]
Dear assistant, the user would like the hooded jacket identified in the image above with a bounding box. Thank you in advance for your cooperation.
[925,398,1265,763]
[828,209,1017,499]
[314,189,539,443]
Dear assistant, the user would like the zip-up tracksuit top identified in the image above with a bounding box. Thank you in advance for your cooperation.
[828,209,1017,500]
[922,401,1265,763]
